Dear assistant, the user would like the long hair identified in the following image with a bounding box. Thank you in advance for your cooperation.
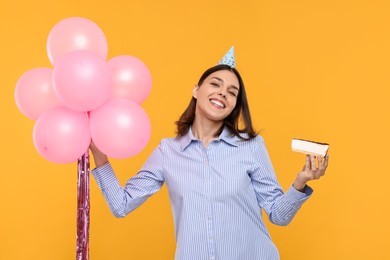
[175,64,257,141]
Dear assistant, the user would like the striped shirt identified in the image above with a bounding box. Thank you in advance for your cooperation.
[92,127,313,260]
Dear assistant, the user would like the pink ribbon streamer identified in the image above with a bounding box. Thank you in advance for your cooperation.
[76,151,90,260]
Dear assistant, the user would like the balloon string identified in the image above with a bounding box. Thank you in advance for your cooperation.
[76,151,90,260]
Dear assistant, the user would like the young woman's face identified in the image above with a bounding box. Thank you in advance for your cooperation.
[193,69,240,123]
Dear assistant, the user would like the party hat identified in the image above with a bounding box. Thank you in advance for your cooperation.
[218,46,235,68]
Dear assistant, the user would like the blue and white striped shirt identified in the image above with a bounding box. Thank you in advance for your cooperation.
[92,127,313,260]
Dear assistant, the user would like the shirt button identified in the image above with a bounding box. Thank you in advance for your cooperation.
[211,257,215,260]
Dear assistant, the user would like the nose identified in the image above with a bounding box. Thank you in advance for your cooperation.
[218,91,226,98]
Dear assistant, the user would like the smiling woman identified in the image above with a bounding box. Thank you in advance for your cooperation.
[89,47,329,260]
[176,63,257,144]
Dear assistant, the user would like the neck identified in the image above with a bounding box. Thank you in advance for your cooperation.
[192,117,223,147]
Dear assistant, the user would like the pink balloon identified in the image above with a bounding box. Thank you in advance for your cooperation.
[90,98,151,158]
[108,55,152,104]
[47,17,108,65]
[33,107,91,164]
[15,68,63,120]
[53,50,112,112]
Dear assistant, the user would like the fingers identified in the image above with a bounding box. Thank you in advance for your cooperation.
[310,155,316,171]
[300,153,329,182]
[316,154,329,179]
[324,154,329,168]
[303,154,311,171]
[302,154,329,179]
[318,155,329,170]
[318,156,324,170]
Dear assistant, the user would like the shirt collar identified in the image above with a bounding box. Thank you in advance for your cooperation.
[179,126,239,151]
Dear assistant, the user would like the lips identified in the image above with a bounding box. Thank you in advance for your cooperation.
[210,98,226,109]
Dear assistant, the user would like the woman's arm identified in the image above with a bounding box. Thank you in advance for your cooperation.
[90,142,165,218]
[250,136,329,226]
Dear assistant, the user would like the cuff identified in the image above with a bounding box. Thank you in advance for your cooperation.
[285,184,313,203]
[91,162,118,190]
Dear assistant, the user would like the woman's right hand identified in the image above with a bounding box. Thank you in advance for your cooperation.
[90,141,109,168]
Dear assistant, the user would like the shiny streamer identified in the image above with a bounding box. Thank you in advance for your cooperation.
[76,151,90,260]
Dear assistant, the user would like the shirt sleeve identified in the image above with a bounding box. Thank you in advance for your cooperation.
[249,135,313,226]
[92,144,165,218]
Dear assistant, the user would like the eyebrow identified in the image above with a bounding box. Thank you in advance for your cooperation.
[210,77,239,91]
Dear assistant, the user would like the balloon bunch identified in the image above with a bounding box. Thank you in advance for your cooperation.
[15,17,152,163]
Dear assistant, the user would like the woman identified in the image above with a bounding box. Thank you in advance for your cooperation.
[90,48,329,260]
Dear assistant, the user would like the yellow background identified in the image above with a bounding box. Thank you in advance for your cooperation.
[1,0,389,259]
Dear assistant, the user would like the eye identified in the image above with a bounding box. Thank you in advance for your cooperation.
[229,91,237,97]
[210,82,219,87]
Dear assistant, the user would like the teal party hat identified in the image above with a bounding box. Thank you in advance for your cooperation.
[218,46,235,68]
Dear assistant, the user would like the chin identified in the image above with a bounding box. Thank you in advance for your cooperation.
[208,114,229,122]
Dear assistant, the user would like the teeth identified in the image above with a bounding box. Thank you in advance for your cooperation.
[210,99,225,108]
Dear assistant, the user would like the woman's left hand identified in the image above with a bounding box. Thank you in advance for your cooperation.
[293,154,329,192]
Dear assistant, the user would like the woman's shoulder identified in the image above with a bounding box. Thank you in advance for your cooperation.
[158,136,183,149]
[235,132,264,144]
[235,134,268,155]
